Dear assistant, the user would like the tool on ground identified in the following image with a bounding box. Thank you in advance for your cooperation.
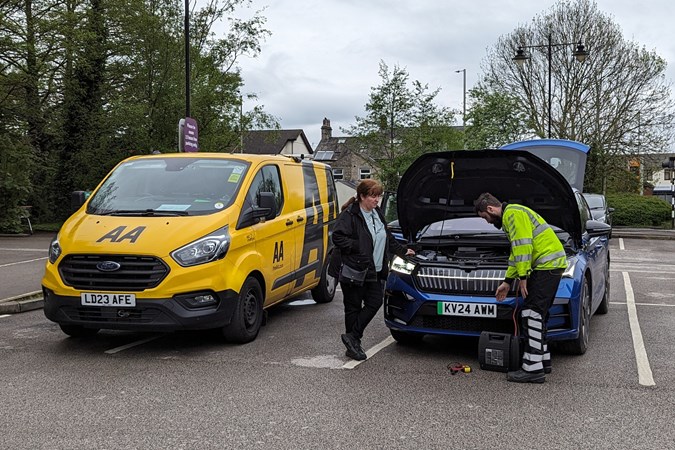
[448,362,472,375]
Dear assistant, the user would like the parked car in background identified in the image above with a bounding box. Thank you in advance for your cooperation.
[582,193,614,234]
[383,141,611,355]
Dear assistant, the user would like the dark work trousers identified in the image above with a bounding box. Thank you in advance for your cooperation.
[341,279,384,340]
[520,269,564,374]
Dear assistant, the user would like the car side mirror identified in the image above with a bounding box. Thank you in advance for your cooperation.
[608,207,615,213]
[586,219,611,237]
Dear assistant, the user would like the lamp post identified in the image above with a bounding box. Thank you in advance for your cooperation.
[513,33,588,138]
[184,0,190,118]
[455,69,466,129]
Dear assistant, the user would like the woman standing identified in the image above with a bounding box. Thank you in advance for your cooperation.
[329,179,415,361]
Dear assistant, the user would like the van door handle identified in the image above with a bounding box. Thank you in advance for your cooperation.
[296,216,304,222]
[286,219,293,226]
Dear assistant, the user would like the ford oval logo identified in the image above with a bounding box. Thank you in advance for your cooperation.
[97,261,121,272]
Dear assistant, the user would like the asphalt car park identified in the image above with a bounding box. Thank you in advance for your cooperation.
[0,234,674,448]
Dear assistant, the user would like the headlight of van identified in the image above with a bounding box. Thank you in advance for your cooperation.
[49,235,61,264]
[390,255,416,275]
[171,226,231,267]
[562,256,578,278]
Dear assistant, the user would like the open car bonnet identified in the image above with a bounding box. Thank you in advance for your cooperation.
[396,149,582,245]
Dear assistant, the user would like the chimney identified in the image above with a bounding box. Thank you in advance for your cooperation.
[321,118,332,141]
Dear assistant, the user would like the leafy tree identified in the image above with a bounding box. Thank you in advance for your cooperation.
[479,0,675,193]
[464,85,530,149]
[345,60,461,190]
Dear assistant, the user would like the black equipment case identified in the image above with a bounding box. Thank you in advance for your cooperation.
[478,331,521,372]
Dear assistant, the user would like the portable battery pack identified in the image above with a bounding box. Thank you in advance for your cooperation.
[478,331,521,372]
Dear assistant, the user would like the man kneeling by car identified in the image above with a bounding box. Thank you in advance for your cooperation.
[474,192,567,383]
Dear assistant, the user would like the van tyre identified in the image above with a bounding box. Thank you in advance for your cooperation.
[311,250,336,304]
[59,324,99,337]
[223,277,263,344]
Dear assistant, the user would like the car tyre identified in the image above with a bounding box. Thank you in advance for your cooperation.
[311,250,336,304]
[59,324,99,337]
[390,329,424,345]
[557,276,591,355]
[223,276,263,344]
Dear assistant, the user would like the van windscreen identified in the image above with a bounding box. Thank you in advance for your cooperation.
[87,158,250,216]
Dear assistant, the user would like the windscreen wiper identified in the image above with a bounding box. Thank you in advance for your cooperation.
[96,209,189,216]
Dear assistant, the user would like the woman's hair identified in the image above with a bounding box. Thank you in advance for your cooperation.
[473,192,501,214]
[341,179,384,211]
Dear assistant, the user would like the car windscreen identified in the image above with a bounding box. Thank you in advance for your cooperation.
[87,157,250,216]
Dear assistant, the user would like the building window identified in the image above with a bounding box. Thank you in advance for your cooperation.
[359,168,371,179]
[666,170,671,181]
[333,168,344,180]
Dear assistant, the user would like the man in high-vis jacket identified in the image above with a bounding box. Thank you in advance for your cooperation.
[474,192,567,383]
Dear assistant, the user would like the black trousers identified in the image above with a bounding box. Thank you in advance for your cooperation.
[520,269,564,373]
[341,279,384,340]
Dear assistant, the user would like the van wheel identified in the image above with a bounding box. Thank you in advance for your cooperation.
[311,250,336,304]
[223,277,263,344]
[59,324,99,337]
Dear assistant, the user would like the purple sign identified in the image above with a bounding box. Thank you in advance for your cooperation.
[183,117,199,152]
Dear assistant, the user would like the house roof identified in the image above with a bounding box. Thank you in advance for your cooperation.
[242,129,313,155]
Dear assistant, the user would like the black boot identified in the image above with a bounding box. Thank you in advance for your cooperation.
[507,369,545,383]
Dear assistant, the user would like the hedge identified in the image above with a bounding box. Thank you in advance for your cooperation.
[605,193,672,227]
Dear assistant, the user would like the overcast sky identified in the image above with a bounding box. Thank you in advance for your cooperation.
[227,0,675,148]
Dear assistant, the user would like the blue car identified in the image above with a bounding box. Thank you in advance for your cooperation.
[384,140,611,354]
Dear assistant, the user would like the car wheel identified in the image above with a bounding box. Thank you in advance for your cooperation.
[390,329,424,345]
[223,276,263,344]
[59,324,99,337]
[311,250,336,304]
[596,258,610,315]
[557,276,591,355]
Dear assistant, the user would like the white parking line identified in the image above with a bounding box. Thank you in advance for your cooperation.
[0,247,47,252]
[0,314,10,319]
[618,238,625,250]
[342,335,395,369]
[622,272,655,387]
[104,335,162,354]
[0,257,48,268]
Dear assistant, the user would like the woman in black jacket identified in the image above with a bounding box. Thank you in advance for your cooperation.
[329,179,415,360]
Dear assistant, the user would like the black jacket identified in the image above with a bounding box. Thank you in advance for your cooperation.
[328,201,408,281]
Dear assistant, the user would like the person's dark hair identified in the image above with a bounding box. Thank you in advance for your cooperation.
[341,179,384,211]
[474,192,501,214]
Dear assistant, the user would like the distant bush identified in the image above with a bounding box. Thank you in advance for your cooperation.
[606,194,672,227]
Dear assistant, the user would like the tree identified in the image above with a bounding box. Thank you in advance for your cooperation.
[345,60,461,190]
[464,85,530,149]
[480,0,675,193]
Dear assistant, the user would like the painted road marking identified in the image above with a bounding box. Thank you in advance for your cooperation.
[342,335,395,370]
[0,314,10,319]
[622,272,655,387]
[104,335,162,354]
[619,238,625,250]
[0,257,48,268]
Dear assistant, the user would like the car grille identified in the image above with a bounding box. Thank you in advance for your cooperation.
[414,266,518,295]
[59,254,169,291]
[409,315,515,334]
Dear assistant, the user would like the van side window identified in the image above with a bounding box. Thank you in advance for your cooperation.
[247,165,283,215]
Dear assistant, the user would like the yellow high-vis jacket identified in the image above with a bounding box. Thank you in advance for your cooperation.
[502,203,567,281]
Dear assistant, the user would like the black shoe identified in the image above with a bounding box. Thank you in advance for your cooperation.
[345,349,367,361]
[341,333,360,355]
[507,369,545,383]
[544,366,552,374]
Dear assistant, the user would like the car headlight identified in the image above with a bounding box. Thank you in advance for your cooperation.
[49,236,61,264]
[171,226,231,267]
[562,256,578,278]
[390,255,416,275]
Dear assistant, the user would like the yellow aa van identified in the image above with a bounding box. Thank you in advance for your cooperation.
[42,153,339,343]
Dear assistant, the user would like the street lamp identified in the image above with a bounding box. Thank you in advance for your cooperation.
[513,33,588,138]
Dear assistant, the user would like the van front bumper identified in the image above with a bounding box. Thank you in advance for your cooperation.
[42,287,239,332]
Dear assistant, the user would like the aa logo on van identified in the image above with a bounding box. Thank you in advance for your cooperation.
[273,240,284,263]
[97,226,146,243]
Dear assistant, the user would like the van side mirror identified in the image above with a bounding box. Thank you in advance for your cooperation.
[254,192,277,220]
[71,191,89,212]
